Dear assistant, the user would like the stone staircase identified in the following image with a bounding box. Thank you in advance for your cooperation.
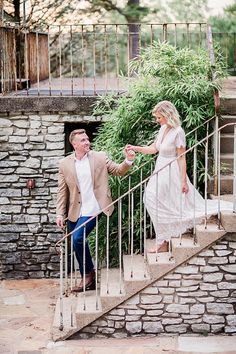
[52,77,236,341]
[52,210,236,341]
[218,77,236,194]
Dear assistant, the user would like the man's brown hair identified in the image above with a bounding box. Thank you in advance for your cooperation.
[69,129,86,144]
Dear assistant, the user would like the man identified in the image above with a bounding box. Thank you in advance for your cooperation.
[56,129,135,292]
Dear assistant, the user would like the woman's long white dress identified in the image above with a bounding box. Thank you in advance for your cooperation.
[144,124,233,241]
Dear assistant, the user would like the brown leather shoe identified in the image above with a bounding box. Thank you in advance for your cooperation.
[72,270,95,293]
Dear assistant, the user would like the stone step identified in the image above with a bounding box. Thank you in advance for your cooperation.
[123,254,150,282]
[172,236,200,263]
[220,133,234,154]
[220,97,236,115]
[75,290,102,331]
[221,210,236,232]
[209,175,234,195]
[221,153,234,173]
[52,296,78,341]
[210,194,234,203]
[220,115,236,133]
[100,268,125,297]
[146,239,175,278]
[196,223,226,248]
[123,254,150,295]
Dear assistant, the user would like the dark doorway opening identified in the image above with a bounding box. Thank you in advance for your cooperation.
[64,122,102,155]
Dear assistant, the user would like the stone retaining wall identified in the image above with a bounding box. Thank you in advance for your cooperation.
[76,234,236,338]
[0,113,102,279]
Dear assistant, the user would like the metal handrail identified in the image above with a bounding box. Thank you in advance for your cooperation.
[56,121,235,248]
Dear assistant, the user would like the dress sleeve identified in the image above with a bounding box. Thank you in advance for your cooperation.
[175,127,186,148]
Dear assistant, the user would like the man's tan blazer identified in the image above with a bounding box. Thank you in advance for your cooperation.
[56,150,132,222]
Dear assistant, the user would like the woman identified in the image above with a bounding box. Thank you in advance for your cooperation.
[126,101,232,253]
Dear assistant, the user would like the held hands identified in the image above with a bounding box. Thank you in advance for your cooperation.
[125,144,136,161]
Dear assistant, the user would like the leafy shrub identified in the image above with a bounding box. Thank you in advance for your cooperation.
[90,41,226,263]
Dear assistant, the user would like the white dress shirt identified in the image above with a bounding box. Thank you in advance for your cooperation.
[75,154,101,216]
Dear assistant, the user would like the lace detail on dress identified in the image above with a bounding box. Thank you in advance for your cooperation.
[154,217,204,241]
[175,127,186,148]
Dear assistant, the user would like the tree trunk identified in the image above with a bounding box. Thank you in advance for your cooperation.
[127,0,140,61]
[13,0,20,22]
[0,0,3,25]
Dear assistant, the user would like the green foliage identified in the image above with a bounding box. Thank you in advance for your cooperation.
[209,1,236,73]
[91,41,226,264]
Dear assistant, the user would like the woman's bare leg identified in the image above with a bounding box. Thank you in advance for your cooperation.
[148,240,169,253]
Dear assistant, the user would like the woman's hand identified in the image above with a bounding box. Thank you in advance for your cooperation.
[126,144,136,152]
[182,181,189,194]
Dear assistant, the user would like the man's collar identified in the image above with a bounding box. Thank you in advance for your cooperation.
[74,152,88,161]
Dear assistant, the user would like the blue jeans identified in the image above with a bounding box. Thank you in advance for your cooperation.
[68,216,97,276]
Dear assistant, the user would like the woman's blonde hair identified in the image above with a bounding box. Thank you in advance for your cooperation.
[152,100,181,128]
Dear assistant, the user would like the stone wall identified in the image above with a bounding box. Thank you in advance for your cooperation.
[0,113,102,279]
[75,234,236,339]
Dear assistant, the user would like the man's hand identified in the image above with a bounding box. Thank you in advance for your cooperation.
[56,215,64,229]
[125,145,136,161]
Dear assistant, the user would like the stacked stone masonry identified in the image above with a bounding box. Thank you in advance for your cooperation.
[0,113,103,279]
[76,234,236,338]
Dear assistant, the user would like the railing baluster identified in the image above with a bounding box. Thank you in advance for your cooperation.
[226,32,229,70]
[48,26,52,96]
[115,24,119,93]
[150,24,154,46]
[128,176,131,252]
[193,131,197,243]
[70,25,74,96]
[204,122,209,228]
[118,198,122,294]
[199,23,202,47]
[217,130,221,228]
[130,191,134,278]
[81,25,85,96]
[95,216,99,310]
[149,163,153,238]
[104,24,108,94]
[59,26,62,96]
[13,29,17,94]
[59,244,64,331]
[93,24,96,95]
[127,24,130,78]
[179,157,183,245]
[70,234,73,290]
[155,172,159,262]
[65,229,68,295]
[83,225,86,310]
[106,214,110,294]
[174,23,177,47]
[233,125,236,213]
[139,169,143,254]
[143,182,147,277]
[24,28,29,95]
[163,23,167,41]
[36,31,40,96]
[214,115,219,195]
[186,23,190,47]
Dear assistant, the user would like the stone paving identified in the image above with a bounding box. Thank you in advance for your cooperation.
[0,279,236,354]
